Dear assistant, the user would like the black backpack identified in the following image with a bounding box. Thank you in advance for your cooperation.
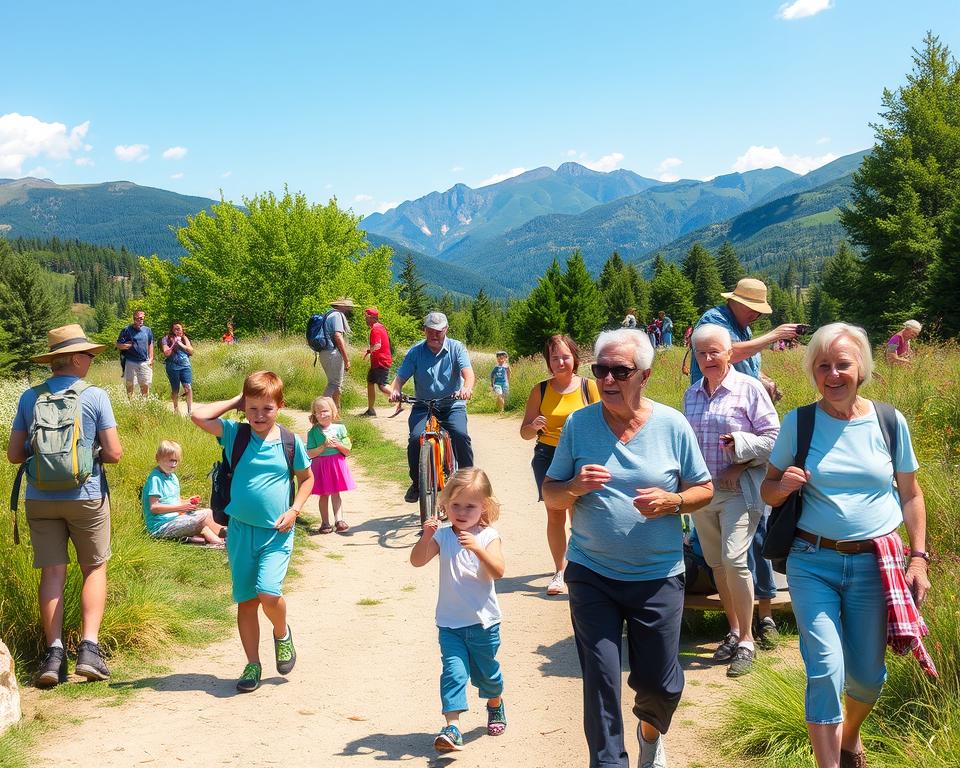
[209,423,296,526]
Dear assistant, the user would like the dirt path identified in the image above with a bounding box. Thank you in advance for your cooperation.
[30,408,736,768]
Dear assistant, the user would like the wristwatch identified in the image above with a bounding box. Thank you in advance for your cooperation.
[910,550,931,563]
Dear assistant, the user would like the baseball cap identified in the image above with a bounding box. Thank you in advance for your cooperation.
[424,311,448,330]
[364,307,379,317]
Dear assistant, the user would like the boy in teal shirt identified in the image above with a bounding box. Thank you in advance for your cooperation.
[192,371,313,692]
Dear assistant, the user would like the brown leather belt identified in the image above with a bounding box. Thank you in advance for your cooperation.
[795,528,876,554]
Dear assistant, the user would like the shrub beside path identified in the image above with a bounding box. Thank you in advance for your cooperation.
[28,408,736,768]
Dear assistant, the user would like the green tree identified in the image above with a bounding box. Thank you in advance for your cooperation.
[929,202,960,336]
[597,251,626,295]
[513,272,566,357]
[465,289,499,347]
[626,265,651,322]
[768,283,805,326]
[602,270,636,328]
[649,264,697,329]
[398,252,429,322]
[651,253,667,279]
[93,299,115,333]
[840,32,960,336]
[716,242,745,290]
[819,242,861,321]
[562,252,604,344]
[682,243,724,314]
[806,284,841,328]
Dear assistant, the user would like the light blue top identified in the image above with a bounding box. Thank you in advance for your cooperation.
[434,525,502,629]
[162,335,190,368]
[690,304,759,383]
[396,337,472,402]
[12,375,116,501]
[141,467,181,533]
[769,404,919,540]
[217,419,310,529]
[547,401,711,581]
[490,364,509,388]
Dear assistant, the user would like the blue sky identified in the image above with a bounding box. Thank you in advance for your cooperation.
[2,1,958,215]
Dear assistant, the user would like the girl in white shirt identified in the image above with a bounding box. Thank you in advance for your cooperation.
[410,468,507,753]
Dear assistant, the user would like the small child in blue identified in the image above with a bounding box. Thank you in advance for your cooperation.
[191,370,313,693]
[410,467,507,753]
[489,351,510,413]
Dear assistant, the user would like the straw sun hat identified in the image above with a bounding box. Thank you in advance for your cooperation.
[721,278,773,315]
[31,324,107,364]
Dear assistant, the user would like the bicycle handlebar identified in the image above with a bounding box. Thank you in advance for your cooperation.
[396,393,461,406]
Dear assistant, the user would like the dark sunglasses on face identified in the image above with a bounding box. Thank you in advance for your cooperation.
[591,363,639,381]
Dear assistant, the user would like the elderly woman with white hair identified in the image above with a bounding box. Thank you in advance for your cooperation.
[761,322,932,768]
[885,319,921,366]
[543,328,713,768]
[682,324,780,678]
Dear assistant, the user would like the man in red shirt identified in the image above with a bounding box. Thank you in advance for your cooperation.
[362,307,395,416]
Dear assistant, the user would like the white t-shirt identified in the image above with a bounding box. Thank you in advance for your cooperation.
[434,525,502,629]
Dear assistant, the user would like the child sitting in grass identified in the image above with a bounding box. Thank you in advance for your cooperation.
[410,467,507,753]
[191,371,313,693]
[489,351,510,413]
[142,440,225,547]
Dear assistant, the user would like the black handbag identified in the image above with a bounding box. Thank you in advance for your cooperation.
[762,403,817,572]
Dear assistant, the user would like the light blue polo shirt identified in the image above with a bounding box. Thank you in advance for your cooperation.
[690,304,760,383]
[141,467,181,533]
[396,338,472,401]
[547,401,711,581]
[217,419,310,529]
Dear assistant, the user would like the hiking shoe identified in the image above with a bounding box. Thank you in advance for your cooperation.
[75,640,110,681]
[404,484,419,504]
[236,662,262,693]
[434,724,464,752]
[275,626,297,675]
[487,699,507,736]
[360,408,377,417]
[840,748,868,768]
[546,571,565,596]
[756,617,780,650]
[36,646,68,688]
[727,645,755,678]
[638,728,667,768]
[712,631,739,663]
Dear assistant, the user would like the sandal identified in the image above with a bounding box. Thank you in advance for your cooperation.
[318,523,334,534]
[486,699,506,736]
[335,520,349,533]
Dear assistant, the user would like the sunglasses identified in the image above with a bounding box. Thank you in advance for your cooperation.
[590,363,640,381]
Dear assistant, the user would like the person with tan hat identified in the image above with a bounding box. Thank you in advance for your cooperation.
[317,298,356,410]
[6,324,123,687]
[886,319,922,366]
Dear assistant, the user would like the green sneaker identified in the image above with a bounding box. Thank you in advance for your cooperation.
[275,626,297,675]
[433,724,464,752]
[236,662,262,693]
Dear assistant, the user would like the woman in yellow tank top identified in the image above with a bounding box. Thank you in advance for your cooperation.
[520,334,599,595]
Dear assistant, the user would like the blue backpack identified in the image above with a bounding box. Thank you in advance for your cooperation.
[307,312,333,353]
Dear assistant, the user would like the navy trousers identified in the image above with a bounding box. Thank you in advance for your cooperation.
[406,402,473,487]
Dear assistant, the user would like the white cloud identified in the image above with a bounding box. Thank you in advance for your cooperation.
[0,113,91,176]
[75,157,95,167]
[777,0,833,20]
[582,152,625,173]
[475,167,526,187]
[655,157,683,182]
[25,166,49,178]
[170,172,184,180]
[816,136,831,145]
[375,201,398,214]
[732,145,837,175]
[162,146,188,160]
[221,170,232,178]
[354,193,374,202]
[566,149,577,157]
[450,165,464,172]
[114,144,149,162]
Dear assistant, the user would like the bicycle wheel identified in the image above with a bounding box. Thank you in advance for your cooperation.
[418,438,439,526]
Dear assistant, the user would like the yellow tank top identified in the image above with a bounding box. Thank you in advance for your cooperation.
[538,377,600,447]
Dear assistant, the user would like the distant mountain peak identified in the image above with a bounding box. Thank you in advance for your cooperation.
[556,162,597,176]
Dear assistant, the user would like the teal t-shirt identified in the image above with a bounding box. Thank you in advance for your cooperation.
[769,404,919,540]
[307,423,352,457]
[142,467,181,533]
[218,419,311,529]
[547,401,711,581]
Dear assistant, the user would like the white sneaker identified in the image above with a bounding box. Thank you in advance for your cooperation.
[546,571,565,595]
[638,728,667,768]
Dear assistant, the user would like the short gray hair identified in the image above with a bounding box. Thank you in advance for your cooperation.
[594,328,654,372]
[903,319,922,333]
[691,324,732,352]
[803,322,873,388]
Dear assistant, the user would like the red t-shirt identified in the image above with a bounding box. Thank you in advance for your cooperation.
[369,322,392,368]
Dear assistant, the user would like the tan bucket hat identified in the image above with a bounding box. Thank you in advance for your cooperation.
[721,278,772,314]
[329,297,357,309]
[31,324,107,364]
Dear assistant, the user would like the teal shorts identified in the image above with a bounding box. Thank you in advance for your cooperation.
[226,518,294,603]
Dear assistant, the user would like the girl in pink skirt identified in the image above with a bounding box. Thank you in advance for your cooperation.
[306,396,356,533]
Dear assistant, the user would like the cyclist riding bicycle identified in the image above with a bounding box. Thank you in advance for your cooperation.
[388,312,475,503]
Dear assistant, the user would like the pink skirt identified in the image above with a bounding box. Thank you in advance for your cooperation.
[311,453,356,495]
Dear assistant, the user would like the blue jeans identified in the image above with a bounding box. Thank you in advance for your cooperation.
[407,402,473,487]
[748,511,778,600]
[787,537,888,724]
[438,623,503,713]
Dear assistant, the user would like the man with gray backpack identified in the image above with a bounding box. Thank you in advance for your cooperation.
[6,324,123,687]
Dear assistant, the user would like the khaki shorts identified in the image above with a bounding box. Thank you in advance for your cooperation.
[26,498,112,568]
[318,348,345,395]
[124,359,153,387]
[691,490,761,570]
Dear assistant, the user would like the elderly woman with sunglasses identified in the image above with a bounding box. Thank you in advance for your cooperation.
[543,328,713,768]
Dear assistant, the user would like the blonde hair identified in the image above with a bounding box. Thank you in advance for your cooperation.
[243,370,285,406]
[438,467,501,525]
[804,322,874,388]
[309,395,340,424]
[156,440,183,460]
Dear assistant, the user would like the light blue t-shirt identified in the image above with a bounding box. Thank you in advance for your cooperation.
[117,324,154,363]
[162,335,191,369]
[547,401,711,581]
[12,375,117,501]
[141,467,181,533]
[217,419,310,529]
[690,305,759,383]
[490,364,509,389]
[396,338,472,402]
[768,404,919,540]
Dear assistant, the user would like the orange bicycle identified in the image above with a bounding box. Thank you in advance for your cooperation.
[399,394,457,525]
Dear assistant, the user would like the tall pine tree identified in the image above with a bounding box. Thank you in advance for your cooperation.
[513,269,567,356]
[465,288,499,346]
[398,252,429,322]
[682,243,724,314]
[716,242,745,290]
[562,252,604,344]
[649,264,698,329]
[929,202,960,336]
